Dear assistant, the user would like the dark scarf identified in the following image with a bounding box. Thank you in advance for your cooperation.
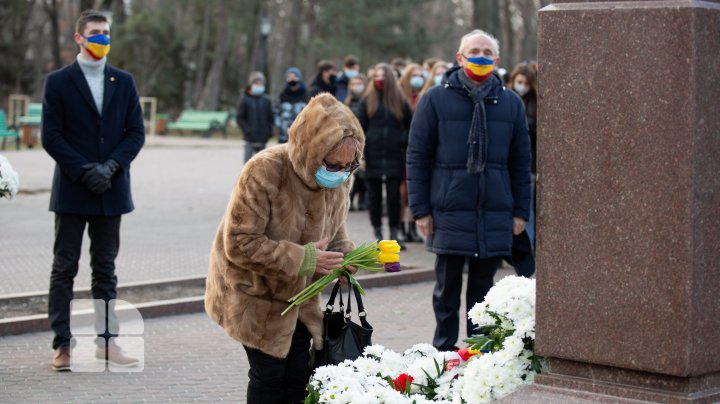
[458,70,497,174]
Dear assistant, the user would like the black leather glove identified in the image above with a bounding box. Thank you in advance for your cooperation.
[80,160,119,194]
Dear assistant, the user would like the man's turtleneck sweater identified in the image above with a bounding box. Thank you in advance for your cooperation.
[77,53,106,115]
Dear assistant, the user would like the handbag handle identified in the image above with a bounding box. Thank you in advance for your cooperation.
[325,277,345,315]
[324,275,370,328]
[343,275,371,329]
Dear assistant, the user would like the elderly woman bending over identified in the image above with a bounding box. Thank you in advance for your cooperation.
[205,93,364,404]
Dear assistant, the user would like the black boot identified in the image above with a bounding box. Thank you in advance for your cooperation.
[374,226,383,241]
[389,226,407,250]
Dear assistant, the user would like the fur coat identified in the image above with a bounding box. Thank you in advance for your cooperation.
[205,93,365,358]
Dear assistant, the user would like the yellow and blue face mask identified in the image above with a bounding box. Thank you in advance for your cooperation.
[84,34,110,60]
[463,55,494,82]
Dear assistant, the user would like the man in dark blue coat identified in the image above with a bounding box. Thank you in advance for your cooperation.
[407,30,532,351]
[42,10,145,371]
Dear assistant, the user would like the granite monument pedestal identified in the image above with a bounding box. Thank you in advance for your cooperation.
[508,1,720,402]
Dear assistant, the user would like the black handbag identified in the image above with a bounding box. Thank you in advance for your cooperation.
[314,276,373,367]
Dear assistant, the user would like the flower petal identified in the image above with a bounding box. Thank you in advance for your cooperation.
[378,252,400,264]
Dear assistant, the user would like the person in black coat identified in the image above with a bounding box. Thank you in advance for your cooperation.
[308,60,338,98]
[407,30,532,351]
[237,71,274,162]
[41,10,145,371]
[357,63,412,246]
[275,67,308,144]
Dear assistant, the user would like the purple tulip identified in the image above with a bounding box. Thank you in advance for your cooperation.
[384,262,401,272]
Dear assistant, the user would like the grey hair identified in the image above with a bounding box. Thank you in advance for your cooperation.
[330,134,363,161]
[457,29,500,56]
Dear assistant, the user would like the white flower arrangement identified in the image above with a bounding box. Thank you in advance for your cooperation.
[305,276,542,403]
[0,154,19,200]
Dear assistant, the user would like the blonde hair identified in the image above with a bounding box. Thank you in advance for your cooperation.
[398,63,424,107]
[418,61,449,101]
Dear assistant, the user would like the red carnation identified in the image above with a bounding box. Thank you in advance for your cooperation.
[392,373,414,393]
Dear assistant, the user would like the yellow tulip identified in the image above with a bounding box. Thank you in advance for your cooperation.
[378,240,401,253]
[378,252,400,264]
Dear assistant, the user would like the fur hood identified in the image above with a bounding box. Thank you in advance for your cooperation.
[205,93,364,358]
[287,93,365,188]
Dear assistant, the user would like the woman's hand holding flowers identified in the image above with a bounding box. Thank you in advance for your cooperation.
[314,238,344,276]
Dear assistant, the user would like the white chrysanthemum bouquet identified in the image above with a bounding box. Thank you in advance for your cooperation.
[305,276,543,404]
[0,155,19,200]
[460,275,542,403]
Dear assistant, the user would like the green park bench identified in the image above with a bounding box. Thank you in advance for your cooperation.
[166,110,230,138]
[0,110,20,150]
[18,103,42,126]
[17,103,42,148]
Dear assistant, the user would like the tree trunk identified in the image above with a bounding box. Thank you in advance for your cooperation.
[498,0,514,66]
[472,0,498,36]
[286,0,303,70]
[43,0,62,70]
[79,0,94,12]
[242,0,264,93]
[111,0,126,25]
[301,0,318,79]
[191,3,211,109]
[198,0,231,111]
[522,0,540,62]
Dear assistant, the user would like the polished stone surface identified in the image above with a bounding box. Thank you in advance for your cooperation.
[529,0,720,401]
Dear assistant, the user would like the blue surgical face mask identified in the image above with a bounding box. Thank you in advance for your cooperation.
[315,165,351,188]
[434,74,443,86]
[344,69,359,79]
[251,85,265,95]
[410,76,425,89]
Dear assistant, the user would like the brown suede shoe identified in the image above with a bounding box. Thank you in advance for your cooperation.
[51,346,71,371]
[95,344,139,367]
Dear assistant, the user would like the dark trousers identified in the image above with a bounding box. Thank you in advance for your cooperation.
[432,254,501,350]
[49,213,121,350]
[365,177,401,228]
[243,321,312,404]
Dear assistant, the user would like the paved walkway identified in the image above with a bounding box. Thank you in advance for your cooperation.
[0,137,517,402]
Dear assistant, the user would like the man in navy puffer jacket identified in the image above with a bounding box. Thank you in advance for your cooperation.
[407,30,532,351]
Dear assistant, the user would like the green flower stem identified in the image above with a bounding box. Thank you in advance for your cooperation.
[282,241,386,316]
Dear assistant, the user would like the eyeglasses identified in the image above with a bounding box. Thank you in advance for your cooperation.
[324,160,360,173]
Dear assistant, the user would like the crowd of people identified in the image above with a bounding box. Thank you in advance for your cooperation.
[236,47,539,255]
